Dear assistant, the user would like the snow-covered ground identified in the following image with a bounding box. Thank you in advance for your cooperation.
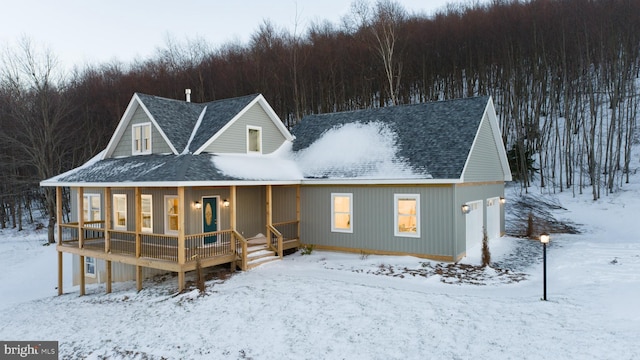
[2,177,640,359]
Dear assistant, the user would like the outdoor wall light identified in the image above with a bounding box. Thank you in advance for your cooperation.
[222,199,230,207]
[194,201,202,209]
[461,204,470,214]
[500,197,506,204]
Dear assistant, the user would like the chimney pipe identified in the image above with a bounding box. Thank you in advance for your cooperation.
[185,89,191,102]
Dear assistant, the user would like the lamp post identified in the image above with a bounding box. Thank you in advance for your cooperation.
[540,233,550,301]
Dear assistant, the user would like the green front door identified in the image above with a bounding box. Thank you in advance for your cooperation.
[203,197,218,244]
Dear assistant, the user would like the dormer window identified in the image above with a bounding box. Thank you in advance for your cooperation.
[132,123,152,155]
[247,125,262,153]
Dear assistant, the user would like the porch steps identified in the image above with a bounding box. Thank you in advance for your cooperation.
[245,243,281,269]
[248,255,281,269]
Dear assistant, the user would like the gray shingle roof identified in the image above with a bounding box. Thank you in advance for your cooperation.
[136,93,205,153]
[54,154,237,183]
[291,96,489,179]
[136,93,259,154]
[190,94,260,152]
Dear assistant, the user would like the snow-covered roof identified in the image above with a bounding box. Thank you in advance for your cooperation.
[42,95,495,187]
[292,96,490,180]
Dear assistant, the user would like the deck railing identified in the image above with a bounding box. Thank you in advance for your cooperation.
[273,220,299,241]
[141,233,178,261]
[268,224,284,258]
[185,230,233,261]
[108,230,136,256]
[59,221,248,266]
[233,230,248,270]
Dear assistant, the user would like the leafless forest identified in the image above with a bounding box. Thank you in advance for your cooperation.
[1,0,638,242]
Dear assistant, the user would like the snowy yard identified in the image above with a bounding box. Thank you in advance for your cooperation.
[1,181,639,359]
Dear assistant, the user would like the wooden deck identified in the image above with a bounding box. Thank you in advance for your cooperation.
[57,220,301,293]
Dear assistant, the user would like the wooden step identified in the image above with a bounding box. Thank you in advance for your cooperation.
[247,255,281,269]
[246,244,269,253]
[247,249,275,260]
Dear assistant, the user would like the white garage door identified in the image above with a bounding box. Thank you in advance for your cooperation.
[486,197,501,240]
[465,200,484,253]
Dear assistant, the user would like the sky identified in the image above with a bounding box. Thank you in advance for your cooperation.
[0,0,466,71]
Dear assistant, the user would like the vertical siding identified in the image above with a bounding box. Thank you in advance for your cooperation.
[453,183,505,258]
[185,187,231,234]
[111,107,173,158]
[72,256,168,285]
[236,186,266,237]
[463,114,505,182]
[300,185,455,258]
[272,186,297,223]
[204,104,286,154]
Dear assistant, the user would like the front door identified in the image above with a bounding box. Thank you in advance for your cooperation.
[202,197,218,245]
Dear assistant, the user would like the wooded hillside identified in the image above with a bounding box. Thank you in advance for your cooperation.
[1,0,638,236]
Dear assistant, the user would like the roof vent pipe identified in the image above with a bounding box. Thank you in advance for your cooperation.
[185,89,191,102]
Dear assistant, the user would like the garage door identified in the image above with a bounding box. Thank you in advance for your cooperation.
[465,200,484,253]
[486,197,500,240]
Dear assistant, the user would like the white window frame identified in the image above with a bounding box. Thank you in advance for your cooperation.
[246,125,262,154]
[394,194,421,238]
[83,193,101,222]
[164,195,179,235]
[85,256,96,277]
[331,193,353,233]
[141,194,153,233]
[113,194,127,230]
[132,122,152,155]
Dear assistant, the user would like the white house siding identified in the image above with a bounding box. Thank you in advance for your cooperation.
[300,185,456,259]
[203,104,286,154]
[463,113,506,182]
[111,106,173,157]
[453,183,505,259]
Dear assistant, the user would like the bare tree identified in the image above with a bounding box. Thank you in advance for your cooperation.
[0,37,76,242]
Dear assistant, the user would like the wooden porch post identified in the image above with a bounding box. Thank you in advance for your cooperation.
[104,187,112,294]
[57,252,63,296]
[177,186,186,292]
[229,186,237,272]
[296,185,301,240]
[77,187,84,249]
[230,186,237,230]
[56,187,63,295]
[77,187,85,296]
[79,255,85,296]
[266,185,272,251]
[104,187,112,253]
[135,187,142,292]
[106,261,112,294]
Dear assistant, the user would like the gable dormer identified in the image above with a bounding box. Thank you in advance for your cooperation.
[103,94,185,159]
[193,94,293,155]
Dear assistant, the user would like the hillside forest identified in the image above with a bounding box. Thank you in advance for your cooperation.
[0,0,638,243]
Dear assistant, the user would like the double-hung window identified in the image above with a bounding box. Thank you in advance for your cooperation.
[331,193,353,233]
[141,194,153,233]
[247,126,262,153]
[132,123,152,155]
[83,194,101,222]
[394,194,420,237]
[113,194,127,230]
[85,256,96,277]
[165,195,179,235]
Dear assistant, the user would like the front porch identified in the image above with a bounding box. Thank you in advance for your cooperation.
[55,185,301,295]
